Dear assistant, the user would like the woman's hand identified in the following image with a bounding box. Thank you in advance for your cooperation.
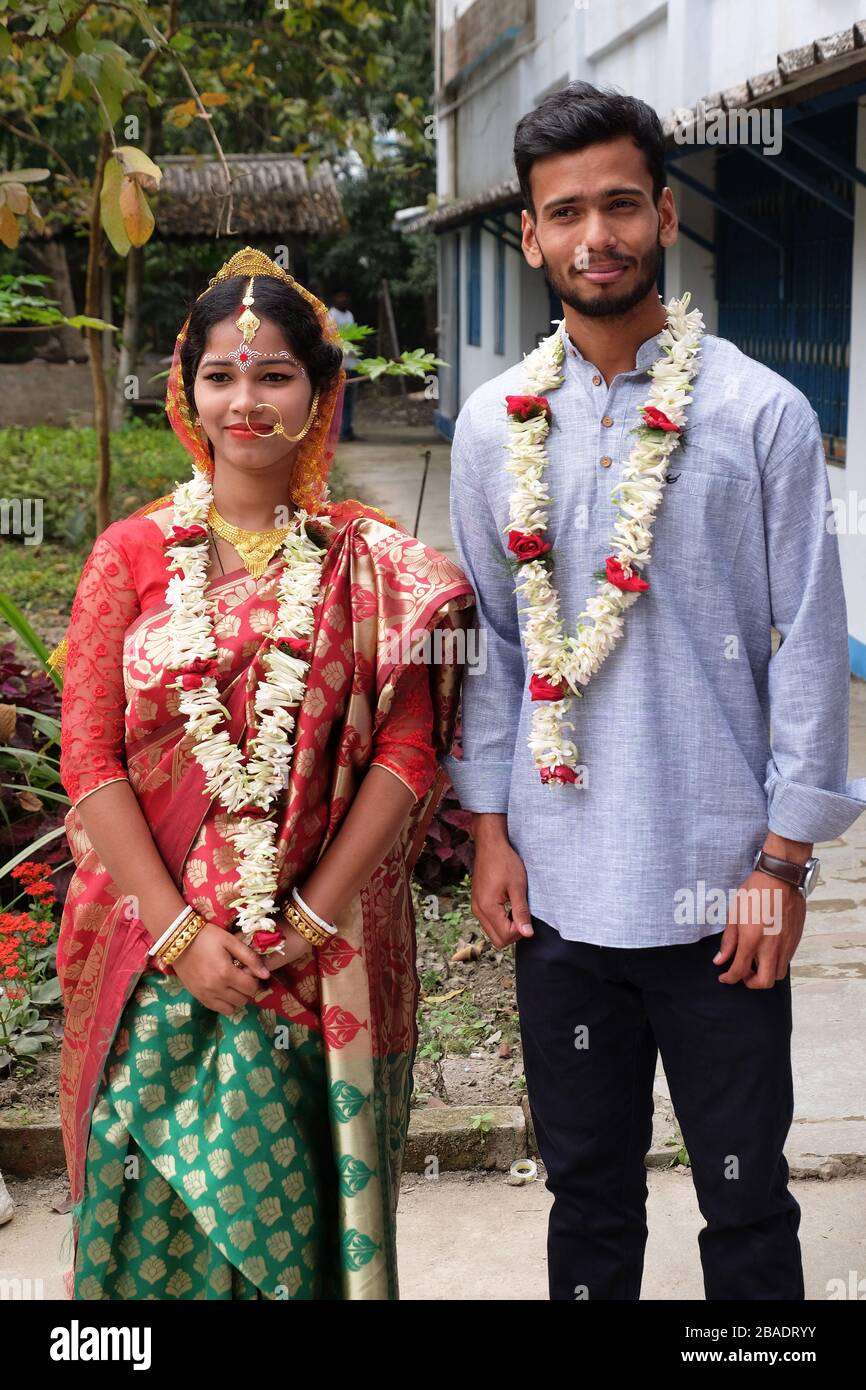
[256,921,314,972]
[171,923,272,1017]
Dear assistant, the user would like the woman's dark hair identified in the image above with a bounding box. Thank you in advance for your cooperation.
[180,274,344,412]
[513,81,666,220]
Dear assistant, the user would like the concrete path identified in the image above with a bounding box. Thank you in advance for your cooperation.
[3,1167,865,1300]
[334,419,866,1172]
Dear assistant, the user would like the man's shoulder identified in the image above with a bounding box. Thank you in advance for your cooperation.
[455,357,528,435]
[700,333,816,419]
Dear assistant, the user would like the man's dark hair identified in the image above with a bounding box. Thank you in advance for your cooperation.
[513,81,666,220]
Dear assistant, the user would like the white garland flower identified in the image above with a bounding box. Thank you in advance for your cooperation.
[164,477,326,947]
[503,292,705,785]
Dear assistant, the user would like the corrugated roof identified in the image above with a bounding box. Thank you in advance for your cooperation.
[400,17,866,233]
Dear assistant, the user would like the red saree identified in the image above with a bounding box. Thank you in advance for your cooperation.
[53,492,475,1298]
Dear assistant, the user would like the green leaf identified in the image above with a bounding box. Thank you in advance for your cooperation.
[30,978,62,1005]
[0,594,52,668]
[9,706,61,737]
[64,314,116,332]
[0,825,68,879]
[99,154,131,257]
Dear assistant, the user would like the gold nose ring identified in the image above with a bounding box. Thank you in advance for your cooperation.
[245,389,320,442]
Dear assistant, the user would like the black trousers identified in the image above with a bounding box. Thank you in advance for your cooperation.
[514,914,804,1301]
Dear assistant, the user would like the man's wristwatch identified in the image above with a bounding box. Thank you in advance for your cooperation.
[752,848,820,900]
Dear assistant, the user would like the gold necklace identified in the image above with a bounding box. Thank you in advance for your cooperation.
[206,501,293,578]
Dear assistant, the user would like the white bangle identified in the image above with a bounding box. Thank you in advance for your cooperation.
[292,886,338,935]
[147,905,194,957]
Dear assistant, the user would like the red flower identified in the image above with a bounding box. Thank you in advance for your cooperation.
[276,636,311,657]
[529,672,568,701]
[10,861,49,883]
[506,394,552,424]
[540,764,579,785]
[605,556,650,592]
[27,883,55,903]
[642,406,681,433]
[178,655,218,689]
[165,524,209,548]
[252,928,285,952]
[507,530,551,562]
[234,804,268,818]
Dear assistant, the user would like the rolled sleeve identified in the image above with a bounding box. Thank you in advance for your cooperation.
[439,399,525,812]
[761,405,866,841]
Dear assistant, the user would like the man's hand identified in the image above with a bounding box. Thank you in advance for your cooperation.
[714,870,806,988]
[470,813,535,949]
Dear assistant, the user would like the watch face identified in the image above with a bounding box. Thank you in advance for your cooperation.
[803,858,820,897]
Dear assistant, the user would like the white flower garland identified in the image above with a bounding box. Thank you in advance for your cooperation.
[165,472,326,948]
[504,292,705,785]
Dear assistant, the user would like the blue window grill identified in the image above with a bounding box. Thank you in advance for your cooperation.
[495,235,505,355]
[716,106,853,460]
[467,223,481,346]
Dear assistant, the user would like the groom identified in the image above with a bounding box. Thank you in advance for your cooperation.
[441,81,866,1301]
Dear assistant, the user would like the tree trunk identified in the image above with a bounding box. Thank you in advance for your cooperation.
[86,133,113,535]
[110,245,141,431]
[29,237,88,362]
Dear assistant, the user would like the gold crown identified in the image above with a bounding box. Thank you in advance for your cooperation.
[196,246,329,325]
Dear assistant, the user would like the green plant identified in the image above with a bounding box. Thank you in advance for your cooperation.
[0,860,62,1072]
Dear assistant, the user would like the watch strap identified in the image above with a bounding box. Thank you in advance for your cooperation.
[753,850,807,889]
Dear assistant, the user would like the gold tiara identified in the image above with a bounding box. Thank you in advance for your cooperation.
[195,246,330,325]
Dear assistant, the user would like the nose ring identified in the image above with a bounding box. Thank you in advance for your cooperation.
[245,390,320,441]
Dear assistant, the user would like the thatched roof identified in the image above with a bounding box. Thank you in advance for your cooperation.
[155,153,347,237]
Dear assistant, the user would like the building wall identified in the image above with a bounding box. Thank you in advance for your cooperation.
[840,97,866,668]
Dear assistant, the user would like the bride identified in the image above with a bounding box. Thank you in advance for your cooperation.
[52,246,475,1300]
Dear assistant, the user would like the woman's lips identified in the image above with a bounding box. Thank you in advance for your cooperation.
[226,424,265,438]
[580,264,629,283]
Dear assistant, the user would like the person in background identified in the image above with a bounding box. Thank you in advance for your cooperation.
[327,290,361,441]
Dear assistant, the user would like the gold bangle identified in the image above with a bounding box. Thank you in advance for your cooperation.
[160,911,208,966]
[285,896,332,944]
[153,905,197,958]
[281,901,329,948]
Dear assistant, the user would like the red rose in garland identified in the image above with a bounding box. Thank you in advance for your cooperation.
[540,764,579,785]
[164,523,209,548]
[507,530,552,562]
[641,406,681,433]
[605,556,650,592]
[505,394,552,424]
[529,672,568,701]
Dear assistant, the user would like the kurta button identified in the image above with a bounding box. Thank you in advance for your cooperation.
[600,456,612,468]
[601,415,613,427]
[592,374,602,386]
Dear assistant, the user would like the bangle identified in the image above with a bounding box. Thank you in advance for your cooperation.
[159,911,208,967]
[148,904,196,957]
[292,886,337,935]
[153,910,200,968]
[281,901,330,948]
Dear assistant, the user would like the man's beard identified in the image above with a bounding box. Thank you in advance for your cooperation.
[541,239,663,320]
